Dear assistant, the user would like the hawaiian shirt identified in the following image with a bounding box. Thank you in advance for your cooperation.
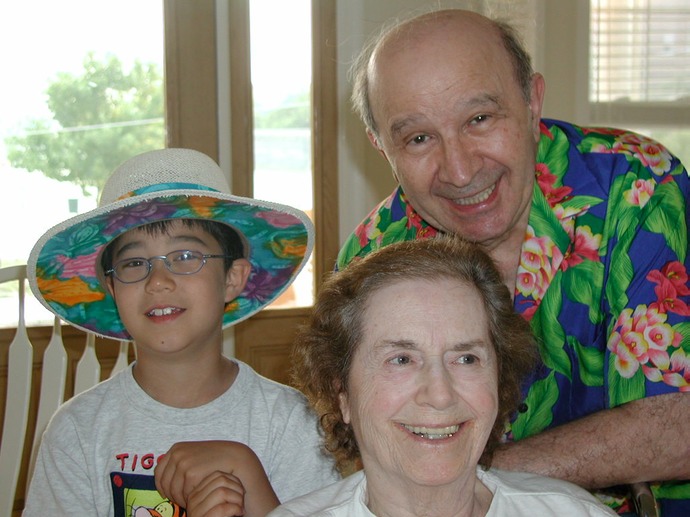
[336,119,690,516]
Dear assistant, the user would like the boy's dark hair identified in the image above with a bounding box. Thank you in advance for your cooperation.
[100,219,245,274]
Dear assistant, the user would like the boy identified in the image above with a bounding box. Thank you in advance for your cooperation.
[25,148,339,516]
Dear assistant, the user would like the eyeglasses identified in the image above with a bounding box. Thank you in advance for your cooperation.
[105,250,234,284]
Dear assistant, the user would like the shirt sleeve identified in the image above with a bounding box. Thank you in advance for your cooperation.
[264,394,341,503]
[600,146,690,407]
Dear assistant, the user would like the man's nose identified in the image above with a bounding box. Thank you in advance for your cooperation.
[437,138,480,187]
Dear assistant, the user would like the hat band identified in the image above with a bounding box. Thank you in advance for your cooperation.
[116,183,220,202]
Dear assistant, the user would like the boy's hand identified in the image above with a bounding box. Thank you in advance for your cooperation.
[155,440,280,517]
[185,471,245,517]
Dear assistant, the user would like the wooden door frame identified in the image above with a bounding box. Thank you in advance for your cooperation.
[164,0,338,382]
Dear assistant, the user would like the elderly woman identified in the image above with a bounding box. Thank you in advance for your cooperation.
[269,237,616,517]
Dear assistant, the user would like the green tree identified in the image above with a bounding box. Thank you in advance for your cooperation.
[5,53,165,194]
[254,92,310,129]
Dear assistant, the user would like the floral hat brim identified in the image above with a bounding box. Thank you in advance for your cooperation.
[28,185,314,341]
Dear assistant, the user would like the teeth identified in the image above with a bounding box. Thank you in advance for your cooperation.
[149,307,176,316]
[403,424,459,440]
[455,183,495,206]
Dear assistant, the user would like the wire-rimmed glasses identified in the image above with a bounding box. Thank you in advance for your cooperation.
[105,250,234,284]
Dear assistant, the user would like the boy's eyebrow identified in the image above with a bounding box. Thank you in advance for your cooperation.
[113,233,211,259]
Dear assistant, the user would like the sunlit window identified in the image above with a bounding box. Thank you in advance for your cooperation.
[250,0,314,308]
[0,0,165,326]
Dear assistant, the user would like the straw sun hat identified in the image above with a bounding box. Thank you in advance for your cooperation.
[28,148,314,340]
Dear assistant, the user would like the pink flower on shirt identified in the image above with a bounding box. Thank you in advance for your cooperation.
[590,132,673,176]
[560,225,601,271]
[624,179,655,208]
[662,349,690,392]
[608,305,680,380]
[355,213,382,248]
[517,227,561,301]
[647,261,690,316]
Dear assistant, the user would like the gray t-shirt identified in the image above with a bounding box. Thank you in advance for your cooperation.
[24,360,339,516]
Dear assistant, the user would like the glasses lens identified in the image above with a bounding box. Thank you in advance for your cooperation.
[114,258,150,283]
[167,250,205,274]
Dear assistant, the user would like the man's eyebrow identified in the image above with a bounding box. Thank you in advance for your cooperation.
[390,115,427,137]
[388,94,503,137]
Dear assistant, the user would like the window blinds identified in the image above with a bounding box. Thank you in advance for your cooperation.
[590,0,690,104]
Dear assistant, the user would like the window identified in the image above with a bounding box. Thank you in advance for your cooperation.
[0,0,165,327]
[250,0,314,307]
[589,0,690,165]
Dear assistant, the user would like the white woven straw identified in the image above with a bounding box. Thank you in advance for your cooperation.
[100,147,231,205]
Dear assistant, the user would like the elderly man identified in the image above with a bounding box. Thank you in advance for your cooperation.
[337,9,690,516]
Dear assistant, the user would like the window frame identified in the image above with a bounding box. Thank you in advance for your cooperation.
[164,0,338,381]
[540,0,690,130]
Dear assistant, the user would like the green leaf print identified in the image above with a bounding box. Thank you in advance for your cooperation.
[537,124,570,174]
[608,354,646,407]
[676,322,690,352]
[653,481,690,500]
[571,336,604,386]
[532,275,572,380]
[578,135,615,155]
[642,182,688,262]
[669,161,688,178]
[510,372,559,440]
[336,235,365,269]
[563,260,605,324]
[529,186,571,252]
[381,219,414,246]
[605,229,634,317]
[560,195,604,213]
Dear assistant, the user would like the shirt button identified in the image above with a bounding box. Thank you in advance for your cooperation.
[518,403,529,413]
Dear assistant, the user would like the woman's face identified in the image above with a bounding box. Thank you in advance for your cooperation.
[339,277,498,491]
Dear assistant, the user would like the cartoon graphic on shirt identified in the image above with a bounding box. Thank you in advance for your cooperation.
[111,472,186,517]
[132,500,186,517]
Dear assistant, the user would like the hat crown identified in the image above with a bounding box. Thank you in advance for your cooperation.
[99,148,230,206]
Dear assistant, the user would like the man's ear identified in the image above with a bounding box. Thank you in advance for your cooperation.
[528,72,546,143]
[224,258,252,303]
[367,129,389,162]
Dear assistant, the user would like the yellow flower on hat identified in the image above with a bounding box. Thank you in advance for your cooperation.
[37,276,106,307]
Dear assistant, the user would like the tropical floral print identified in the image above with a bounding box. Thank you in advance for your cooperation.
[337,119,690,515]
[32,191,311,340]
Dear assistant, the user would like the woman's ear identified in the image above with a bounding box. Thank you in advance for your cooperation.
[338,390,351,425]
[224,258,252,304]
